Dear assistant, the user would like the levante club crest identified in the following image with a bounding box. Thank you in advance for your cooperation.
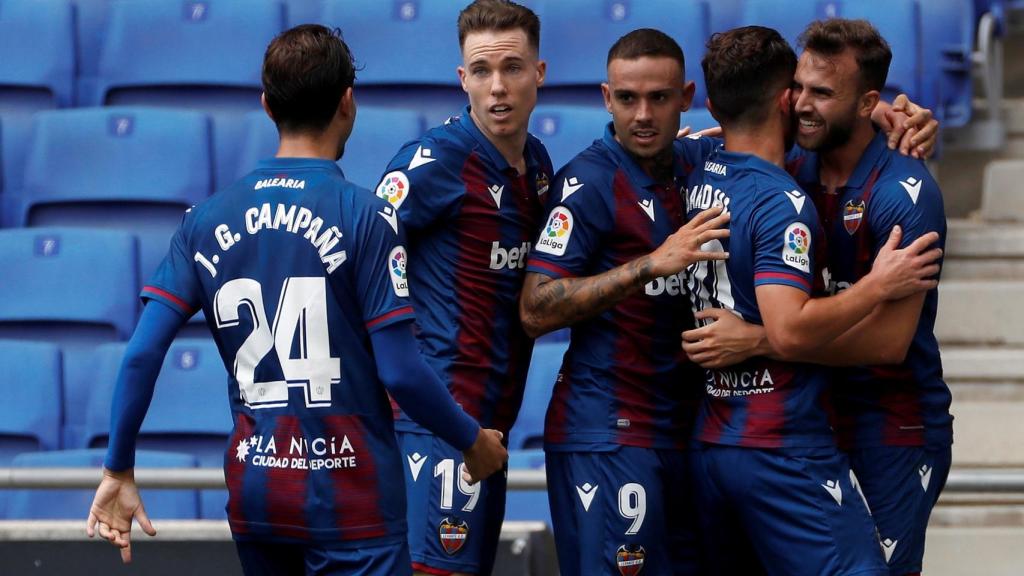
[616,544,646,576]
[438,517,469,555]
[843,199,866,235]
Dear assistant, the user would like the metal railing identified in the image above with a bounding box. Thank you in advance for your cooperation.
[1,467,1022,493]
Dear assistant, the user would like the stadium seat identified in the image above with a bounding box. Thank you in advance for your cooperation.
[5,449,200,520]
[840,0,921,104]
[318,0,470,124]
[541,0,711,108]
[739,0,839,48]
[0,227,139,447]
[236,107,425,190]
[922,0,976,128]
[81,338,231,518]
[708,0,746,33]
[92,0,285,189]
[0,341,62,463]
[15,107,213,291]
[0,0,75,195]
[508,340,568,450]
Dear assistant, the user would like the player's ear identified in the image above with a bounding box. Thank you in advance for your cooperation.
[859,89,881,119]
[779,87,793,116]
[338,87,355,121]
[535,59,546,88]
[457,65,469,94]
[260,92,275,123]
[601,82,613,113]
[680,80,696,112]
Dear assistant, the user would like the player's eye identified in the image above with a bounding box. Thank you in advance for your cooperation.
[506,63,522,74]
[471,67,489,78]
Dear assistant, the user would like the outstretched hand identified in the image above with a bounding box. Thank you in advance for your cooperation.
[869,226,942,300]
[86,468,157,564]
[647,206,730,278]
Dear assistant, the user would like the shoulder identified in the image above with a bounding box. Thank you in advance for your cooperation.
[549,144,618,205]
[872,151,940,208]
[751,173,816,227]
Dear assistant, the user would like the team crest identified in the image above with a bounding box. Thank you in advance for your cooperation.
[438,517,469,555]
[535,171,550,196]
[843,200,866,235]
[616,544,646,576]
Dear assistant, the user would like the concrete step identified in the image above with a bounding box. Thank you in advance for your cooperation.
[941,346,1024,382]
[950,401,1024,467]
[935,281,1024,345]
[924,526,1024,576]
[981,160,1024,221]
[942,219,1024,279]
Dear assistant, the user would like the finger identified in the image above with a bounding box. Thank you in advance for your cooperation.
[676,125,692,139]
[915,248,944,266]
[687,352,716,366]
[136,505,157,537]
[695,125,723,138]
[120,540,132,564]
[86,512,98,538]
[918,279,939,291]
[694,308,727,322]
[697,228,731,245]
[97,521,113,541]
[461,469,478,485]
[697,209,732,231]
[682,325,710,342]
[904,231,940,254]
[693,251,730,262]
[918,141,934,160]
[899,127,917,156]
[891,93,909,112]
[686,205,725,228]
[887,121,905,150]
[910,119,937,147]
[917,264,941,278]
[682,338,711,354]
[111,527,127,548]
[883,225,903,251]
[905,106,932,129]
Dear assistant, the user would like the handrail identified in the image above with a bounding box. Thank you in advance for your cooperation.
[0,468,1021,493]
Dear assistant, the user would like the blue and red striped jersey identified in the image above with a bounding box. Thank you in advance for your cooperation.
[684,143,836,448]
[143,157,414,544]
[788,132,953,449]
[376,107,554,435]
[526,124,704,451]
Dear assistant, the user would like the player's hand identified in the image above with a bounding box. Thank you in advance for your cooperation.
[875,94,938,159]
[86,468,157,564]
[682,308,771,369]
[647,206,730,278]
[868,226,942,301]
[676,125,723,139]
[461,428,507,485]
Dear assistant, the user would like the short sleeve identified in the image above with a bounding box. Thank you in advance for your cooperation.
[867,172,942,253]
[526,169,612,279]
[751,187,818,294]
[374,139,462,232]
[676,135,719,172]
[141,211,201,318]
[350,195,417,333]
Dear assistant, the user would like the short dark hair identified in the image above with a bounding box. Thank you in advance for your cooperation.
[261,24,356,134]
[798,18,892,92]
[458,0,540,53]
[606,28,685,76]
[702,26,797,127]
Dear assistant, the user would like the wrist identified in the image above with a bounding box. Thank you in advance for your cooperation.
[103,467,134,481]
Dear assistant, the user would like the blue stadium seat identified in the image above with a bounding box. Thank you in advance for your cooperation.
[922,0,976,127]
[739,0,840,48]
[504,448,550,525]
[15,107,213,292]
[0,340,62,464]
[840,0,921,104]
[541,0,711,108]
[285,0,322,26]
[0,0,75,195]
[318,0,469,124]
[5,449,200,520]
[92,0,285,189]
[508,340,568,451]
[0,227,139,447]
[708,0,746,33]
[236,107,425,190]
[81,338,231,519]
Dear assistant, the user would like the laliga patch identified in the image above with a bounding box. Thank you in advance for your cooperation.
[388,246,409,297]
[843,200,866,235]
[376,171,410,210]
[615,544,646,576]
[535,206,573,256]
[782,222,811,273]
[438,517,469,555]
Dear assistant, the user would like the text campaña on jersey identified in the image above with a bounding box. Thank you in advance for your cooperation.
[236,202,348,273]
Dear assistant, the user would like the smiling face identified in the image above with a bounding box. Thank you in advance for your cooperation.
[791,49,864,152]
[602,56,694,167]
[458,28,545,148]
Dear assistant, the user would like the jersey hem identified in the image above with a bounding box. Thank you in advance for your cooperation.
[230,527,405,548]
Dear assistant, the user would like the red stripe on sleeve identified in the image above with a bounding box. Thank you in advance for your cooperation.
[754,272,811,291]
[142,285,195,314]
[527,259,575,279]
[365,306,414,330]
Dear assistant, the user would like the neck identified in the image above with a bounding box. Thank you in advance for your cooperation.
[275,131,339,162]
[818,120,875,189]
[635,147,675,183]
[722,121,787,167]
[469,108,527,173]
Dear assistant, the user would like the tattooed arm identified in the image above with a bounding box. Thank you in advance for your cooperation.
[520,206,730,338]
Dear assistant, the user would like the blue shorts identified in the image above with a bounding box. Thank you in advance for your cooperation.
[234,540,411,576]
[690,444,889,576]
[397,430,507,575]
[545,447,700,576]
[847,445,952,575]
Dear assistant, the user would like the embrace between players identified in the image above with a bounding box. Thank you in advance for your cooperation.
[87,1,950,575]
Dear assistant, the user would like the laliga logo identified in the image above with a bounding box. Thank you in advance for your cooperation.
[535,207,573,257]
[546,211,570,237]
[788,226,809,254]
[391,251,406,279]
[376,171,409,209]
[389,246,409,297]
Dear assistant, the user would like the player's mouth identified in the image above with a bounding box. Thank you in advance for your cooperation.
[489,104,513,120]
[799,117,824,136]
[631,128,658,146]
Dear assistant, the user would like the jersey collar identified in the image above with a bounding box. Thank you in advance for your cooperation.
[458,105,541,174]
[710,147,794,182]
[601,122,664,189]
[845,130,889,189]
[255,157,345,177]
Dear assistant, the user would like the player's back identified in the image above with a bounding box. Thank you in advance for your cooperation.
[685,146,834,449]
[143,157,413,543]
